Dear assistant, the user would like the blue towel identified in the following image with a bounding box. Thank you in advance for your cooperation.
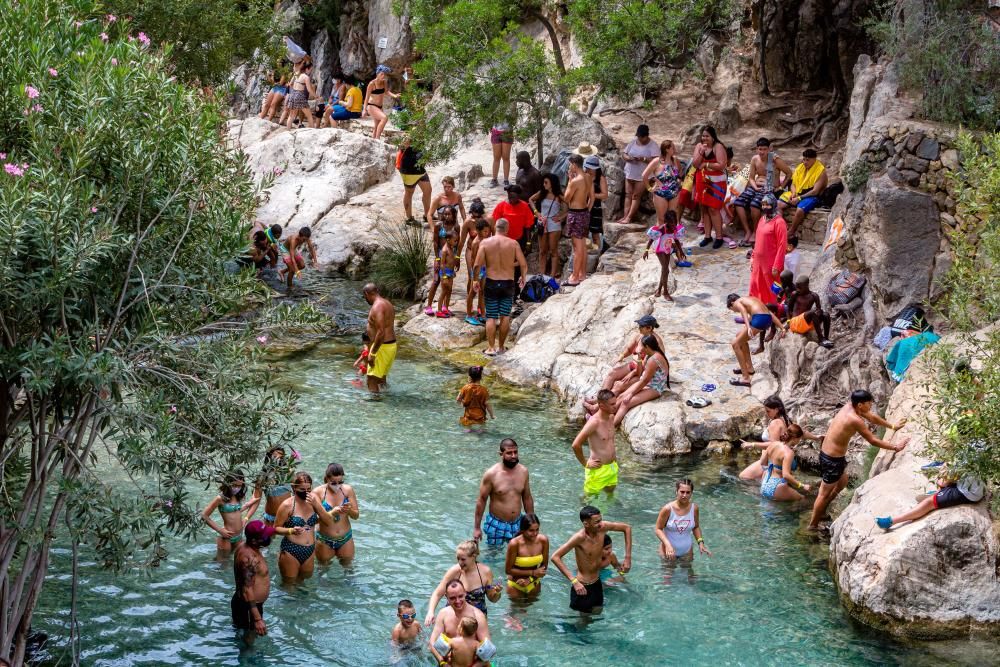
[885,331,941,381]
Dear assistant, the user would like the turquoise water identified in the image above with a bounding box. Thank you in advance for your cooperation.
[32,312,994,665]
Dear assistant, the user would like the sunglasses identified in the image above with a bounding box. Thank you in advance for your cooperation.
[399,613,416,620]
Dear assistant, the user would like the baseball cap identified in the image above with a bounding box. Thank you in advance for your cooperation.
[504,183,524,196]
[636,124,650,137]
[635,314,659,328]
[583,155,601,170]
[244,520,276,542]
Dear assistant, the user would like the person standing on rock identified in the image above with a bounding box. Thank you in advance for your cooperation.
[489,122,515,187]
[473,218,527,356]
[363,283,397,393]
[780,148,828,237]
[550,506,632,614]
[473,439,535,546]
[726,293,785,387]
[584,155,609,252]
[563,155,594,287]
[284,61,316,130]
[572,389,620,496]
[514,151,543,204]
[429,176,468,225]
[362,65,399,140]
[618,124,659,225]
[489,184,534,269]
[807,389,909,532]
[398,136,431,226]
[692,126,729,249]
[748,194,787,304]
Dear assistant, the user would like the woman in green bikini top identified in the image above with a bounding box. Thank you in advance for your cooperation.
[311,462,360,567]
[200,469,260,556]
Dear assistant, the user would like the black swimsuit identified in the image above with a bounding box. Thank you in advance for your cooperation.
[280,496,319,564]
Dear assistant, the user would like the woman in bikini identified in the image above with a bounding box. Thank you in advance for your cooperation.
[284,62,316,130]
[757,424,812,501]
[738,395,821,481]
[200,470,260,557]
[258,446,291,526]
[424,540,502,626]
[259,70,288,122]
[613,335,671,426]
[428,175,468,226]
[529,173,567,278]
[273,471,332,583]
[504,514,549,601]
[642,139,683,226]
[362,65,398,140]
[311,462,359,566]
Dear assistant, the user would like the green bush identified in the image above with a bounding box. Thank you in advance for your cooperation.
[843,160,872,193]
[922,132,1000,485]
[0,0,303,660]
[369,222,432,299]
[867,0,1000,129]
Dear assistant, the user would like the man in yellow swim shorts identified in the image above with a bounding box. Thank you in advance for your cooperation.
[363,283,397,393]
[571,389,620,495]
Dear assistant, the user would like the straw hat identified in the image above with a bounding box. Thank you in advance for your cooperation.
[573,142,597,156]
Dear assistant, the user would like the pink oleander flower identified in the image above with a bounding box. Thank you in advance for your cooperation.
[111,58,118,65]
[31,104,43,113]
[25,85,39,99]
[48,68,58,77]
[4,164,25,177]
[21,163,28,170]
[106,14,116,22]
[291,449,302,461]
[256,335,268,344]
[169,405,177,414]
[100,32,109,42]
[137,32,150,46]
[0,153,5,160]
[91,206,98,213]
[74,20,83,27]
[164,500,173,508]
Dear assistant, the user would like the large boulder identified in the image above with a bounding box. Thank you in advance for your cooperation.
[830,353,1000,639]
[227,118,395,261]
[490,241,793,456]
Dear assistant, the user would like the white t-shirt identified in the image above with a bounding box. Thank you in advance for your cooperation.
[623,138,659,181]
[785,249,802,277]
[957,476,985,502]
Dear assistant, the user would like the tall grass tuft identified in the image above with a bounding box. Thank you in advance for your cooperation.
[369,222,431,299]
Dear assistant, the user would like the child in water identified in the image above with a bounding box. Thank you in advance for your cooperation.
[352,332,371,387]
[391,599,421,646]
[447,617,485,667]
[457,366,493,433]
[600,534,625,584]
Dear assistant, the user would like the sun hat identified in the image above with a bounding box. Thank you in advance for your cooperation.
[573,142,597,156]
[583,155,601,170]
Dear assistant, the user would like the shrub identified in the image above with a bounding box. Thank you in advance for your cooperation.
[922,131,1000,485]
[843,160,872,193]
[867,0,1000,129]
[0,1,303,661]
[369,222,432,299]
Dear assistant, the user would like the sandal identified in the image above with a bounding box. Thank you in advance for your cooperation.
[732,369,755,375]
[464,316,480,325]
[483,348,498,356]
[675,260,693,268]
[729,378,752,387]
[423,307,435,316]
[727,239,739,249]
[686,396,712,408]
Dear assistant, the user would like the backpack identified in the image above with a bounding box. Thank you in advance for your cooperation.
[889,302,929,333]
[820,181,845,208]
[521,275,559,303]
[826,269,866,305]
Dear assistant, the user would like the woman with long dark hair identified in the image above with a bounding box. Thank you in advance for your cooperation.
[529,173,567,277]
[613,334,671,425]
[201,469,260,556]
[504,513,549,601]
[692,125,728,249]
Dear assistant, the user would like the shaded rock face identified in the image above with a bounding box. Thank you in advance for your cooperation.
[488,242,806,456]
[227,118,395,268]
[310,29,338,99]
[339,0,376,80]
[367,0,413,73]
[830,354,1000,639]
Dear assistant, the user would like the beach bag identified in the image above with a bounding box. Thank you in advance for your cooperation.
[826,269,866,305]
[284,36,307,63]
[521,275,558,303]
[889,303,929,333]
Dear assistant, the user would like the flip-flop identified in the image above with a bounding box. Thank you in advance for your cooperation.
[423,307,435,316]
[675,260,693,268]
[563,282,581,288]
[732,369,755,375]
[700,383,717,392]
[686,396,712,408]
[727,240,739,249]
[483,349,497,356]
[729,378,752,387]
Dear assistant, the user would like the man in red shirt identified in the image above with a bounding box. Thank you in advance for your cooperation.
[490,184,535,273]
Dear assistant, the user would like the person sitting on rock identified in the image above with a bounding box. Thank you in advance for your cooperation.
[732,137,793,247]
[590,316,666,405]
[779,149,828,237]
[876,465,985,531]
[786,275,833,348]
[325,79,364,128]
[611,335,671,426]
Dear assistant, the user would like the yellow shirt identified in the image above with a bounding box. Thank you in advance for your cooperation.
[791,160,825,194]
[341,86,363,113]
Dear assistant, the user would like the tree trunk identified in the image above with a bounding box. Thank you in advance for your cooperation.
[586,85,603,117]
[528,10,565,74]
[534,105,544,166]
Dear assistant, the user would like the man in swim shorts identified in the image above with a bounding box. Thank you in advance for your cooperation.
[474,439,534,546]
[780,148,828,237]
[563,154,594,286]
[363,283,397,393]
[571,389,619,496]
[551,506,632,614]
[232,520,274,645]
[279,226,318,290]
[808,389,908,532]
[473,218,527,356]
[428,580,494,666]
[733,137,793,244]
[726,293,785,388]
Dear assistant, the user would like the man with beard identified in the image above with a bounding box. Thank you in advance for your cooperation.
[748,193,787,305]
[473,439,534,546]
[232,520,274,645]
[429,580,495,666]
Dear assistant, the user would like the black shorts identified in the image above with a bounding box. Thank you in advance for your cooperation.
[231,593,264,630]
[569,579,604,613]
[933,485,971,509]
[819,451,848,484]
[589,204,603,234]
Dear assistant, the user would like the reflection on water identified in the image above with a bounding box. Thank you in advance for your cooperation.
[33,327,995,666]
